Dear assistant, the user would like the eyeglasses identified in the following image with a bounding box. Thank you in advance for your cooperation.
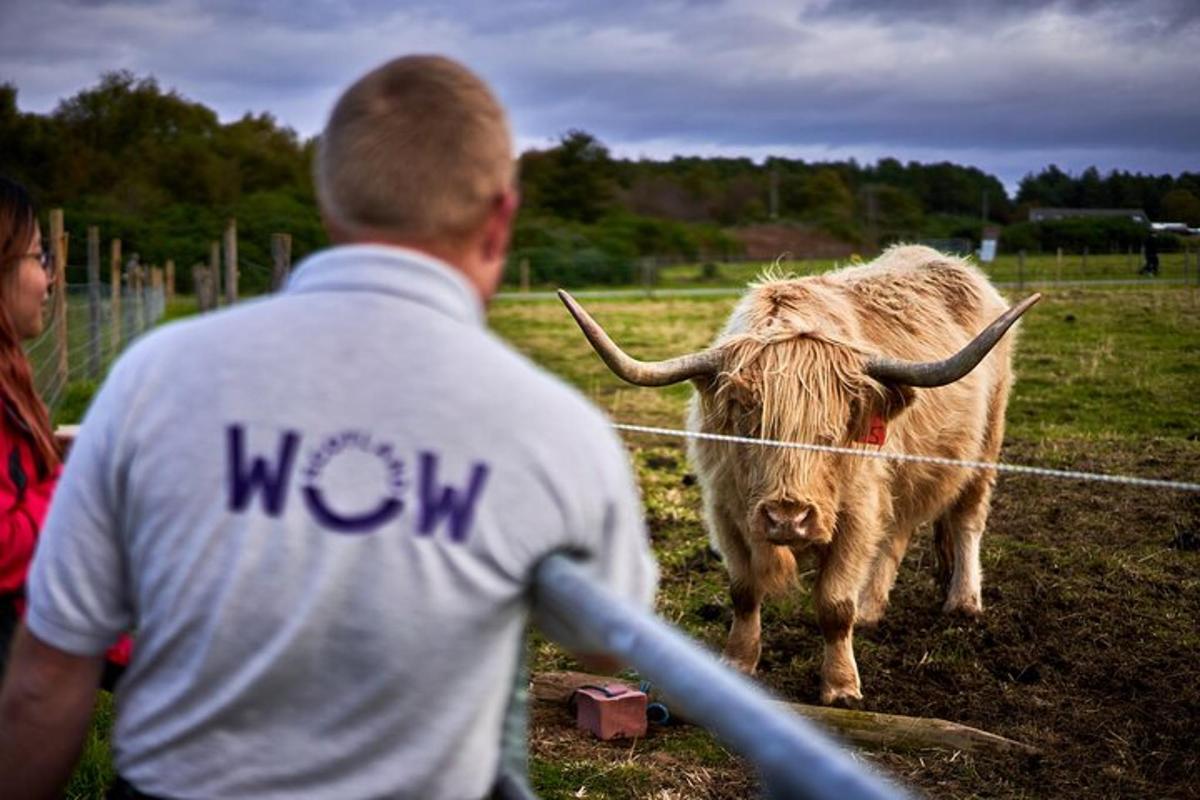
[25,249,54,277]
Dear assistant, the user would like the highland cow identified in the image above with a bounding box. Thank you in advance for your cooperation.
[560,245,1038,705]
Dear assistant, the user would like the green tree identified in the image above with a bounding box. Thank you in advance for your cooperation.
[1160,189,1200,226]
[520,130,616,223]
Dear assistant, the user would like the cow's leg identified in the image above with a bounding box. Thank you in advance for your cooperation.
[936,377,1007,618]
[857,523,917,627]
[935,472,994,618]
[814,525,876,705]
[725,573,765,674]
[703,497,766,674]
[720,534,765,674]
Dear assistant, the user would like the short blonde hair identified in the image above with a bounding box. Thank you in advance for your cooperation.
[316,55,514,241]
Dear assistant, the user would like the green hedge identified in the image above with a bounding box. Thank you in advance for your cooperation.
[1000,217,1158,254]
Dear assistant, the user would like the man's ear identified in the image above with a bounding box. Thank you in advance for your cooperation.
[481,188,520,264]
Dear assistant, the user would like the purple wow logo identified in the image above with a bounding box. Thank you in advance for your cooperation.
[226,425,489,541]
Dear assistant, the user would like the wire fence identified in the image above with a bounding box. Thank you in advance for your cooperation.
[612,422,1200,494]
[26,282,166,419]
[495,274,1200,302]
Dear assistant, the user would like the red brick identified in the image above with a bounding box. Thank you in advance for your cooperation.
[573,683,648,740]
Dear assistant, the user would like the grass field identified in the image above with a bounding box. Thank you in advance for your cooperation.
[492,277,1200,799]
[59,264,1199,798]
[649,250,1199,290]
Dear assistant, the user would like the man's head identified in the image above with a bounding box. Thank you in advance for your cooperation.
[316,55,517,300]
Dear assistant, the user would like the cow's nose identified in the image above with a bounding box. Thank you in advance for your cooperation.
[761,500,814,543]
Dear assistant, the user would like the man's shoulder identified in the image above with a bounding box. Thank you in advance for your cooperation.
[474,330,616,440]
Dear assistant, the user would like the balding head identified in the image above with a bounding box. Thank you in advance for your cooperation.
[316,55,515,246]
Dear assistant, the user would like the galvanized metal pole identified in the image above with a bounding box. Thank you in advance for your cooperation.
[534,554,908,800]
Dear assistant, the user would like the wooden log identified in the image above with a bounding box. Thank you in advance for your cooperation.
[532,671,1039,757]
[165,259,175,302]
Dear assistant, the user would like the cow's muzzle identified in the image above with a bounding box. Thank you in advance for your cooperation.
[756,500,820,546]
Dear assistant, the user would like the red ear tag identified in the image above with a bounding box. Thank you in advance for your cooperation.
[857,415,887,445]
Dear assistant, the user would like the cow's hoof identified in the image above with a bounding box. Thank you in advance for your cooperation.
[943,596,983,619]
[720,656,758,676]
[819,684,863,707]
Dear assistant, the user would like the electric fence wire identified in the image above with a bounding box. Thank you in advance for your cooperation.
[612,422,1200,494]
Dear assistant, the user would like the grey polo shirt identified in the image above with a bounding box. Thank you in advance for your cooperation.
[27,244,657,799]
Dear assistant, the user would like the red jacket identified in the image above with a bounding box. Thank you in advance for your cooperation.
[0,402,130,667]
[0,401,59,596]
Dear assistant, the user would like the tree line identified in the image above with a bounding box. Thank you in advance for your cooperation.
[2,72,1196,289]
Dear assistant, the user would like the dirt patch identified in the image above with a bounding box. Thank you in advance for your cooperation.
[531,436,1200,799]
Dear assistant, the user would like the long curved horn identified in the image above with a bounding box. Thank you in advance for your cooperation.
[558,290,722,386]
[865,293,1042,388]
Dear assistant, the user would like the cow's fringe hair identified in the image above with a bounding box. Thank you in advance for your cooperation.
[716,328,881,446]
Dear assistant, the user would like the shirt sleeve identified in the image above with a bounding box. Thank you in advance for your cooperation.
[25,365,132,657]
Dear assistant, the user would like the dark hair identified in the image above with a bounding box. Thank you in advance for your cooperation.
[0,177,60,473]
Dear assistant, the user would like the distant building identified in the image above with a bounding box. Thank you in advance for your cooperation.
[1029,208,1149,224]
[1150,221,1200,236]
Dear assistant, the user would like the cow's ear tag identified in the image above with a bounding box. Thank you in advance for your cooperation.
[857,415,887,445]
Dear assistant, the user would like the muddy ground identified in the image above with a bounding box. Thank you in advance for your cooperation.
[528,436,1200,799]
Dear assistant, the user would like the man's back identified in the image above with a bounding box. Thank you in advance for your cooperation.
[27,245,656,799]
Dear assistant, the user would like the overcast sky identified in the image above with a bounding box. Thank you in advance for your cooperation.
[1,0,1197,195]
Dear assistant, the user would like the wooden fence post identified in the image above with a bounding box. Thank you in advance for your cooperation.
[210,240,221,307]
[640,257,657,296]
[270,233,292,291]
[110,238,122,356]
[87,226,101,379]
[165,259,175,303]
[123,255,138,338]
[1055,247,1062,281]
[151,268,163,321]
[519,257,530,293]
[224,218,238,304]
[191,265,207,312]
[50,209,68,394]
[139,263,150,332]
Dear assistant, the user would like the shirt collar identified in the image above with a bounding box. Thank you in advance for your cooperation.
[284,244,485,327]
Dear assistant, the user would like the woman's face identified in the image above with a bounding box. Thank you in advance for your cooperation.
[6,226,51,341]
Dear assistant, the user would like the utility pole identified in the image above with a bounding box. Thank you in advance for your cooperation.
[769,165,779,220]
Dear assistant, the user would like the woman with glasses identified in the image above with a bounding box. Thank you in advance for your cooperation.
[0,176,62,676]
[0,177,130,686]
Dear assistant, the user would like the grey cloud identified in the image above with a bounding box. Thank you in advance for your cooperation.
[1,0,1197,190]
[812,0,1200,28]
